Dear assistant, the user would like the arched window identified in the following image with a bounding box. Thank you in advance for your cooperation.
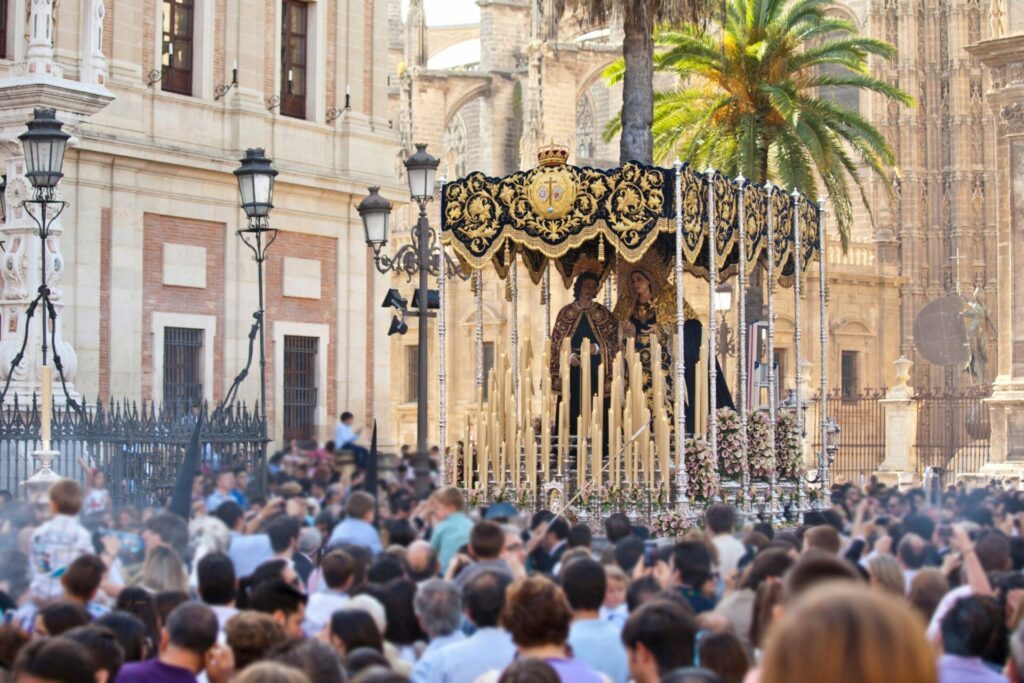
[576,95,596,162]
[443,113,468,179]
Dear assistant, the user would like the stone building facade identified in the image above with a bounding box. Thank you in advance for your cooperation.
[385,0,1024,452]
[0,0,403,445]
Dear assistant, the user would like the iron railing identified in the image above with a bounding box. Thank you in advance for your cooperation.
[915,386,992,480]
[809,388,887,486]
[0,397,265,507]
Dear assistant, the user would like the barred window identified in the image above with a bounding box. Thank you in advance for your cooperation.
[163,327,203,412]
[283,335,318,441]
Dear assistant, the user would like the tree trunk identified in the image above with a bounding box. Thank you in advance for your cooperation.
[619,6,655,165]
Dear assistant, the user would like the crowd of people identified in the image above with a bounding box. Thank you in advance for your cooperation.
[0,427,1021,683]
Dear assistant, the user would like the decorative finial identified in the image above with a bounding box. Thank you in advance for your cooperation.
[537,142,569,168]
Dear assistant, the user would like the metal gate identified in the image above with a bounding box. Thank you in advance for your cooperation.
[282,336,318,441]
[915,387,991,478]
[809,388,886,485]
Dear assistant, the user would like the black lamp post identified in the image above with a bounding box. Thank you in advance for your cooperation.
[233,148,278,487]
[0,108,78,412]
[358,144,466,497]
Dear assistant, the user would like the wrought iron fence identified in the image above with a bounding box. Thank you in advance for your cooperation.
[0,396,265,507]
[915,387,992,480]
[809,388,887,486]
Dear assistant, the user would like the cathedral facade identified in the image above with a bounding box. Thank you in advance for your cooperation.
[384,0,1023,454]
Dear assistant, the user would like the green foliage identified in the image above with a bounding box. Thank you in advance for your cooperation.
[603,0,913,246]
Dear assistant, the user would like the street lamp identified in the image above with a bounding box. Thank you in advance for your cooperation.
[0,109,76,412]
[821,416,840,491]
[233,148,279,488]
[714,282,737,356]
[358,143,466,497]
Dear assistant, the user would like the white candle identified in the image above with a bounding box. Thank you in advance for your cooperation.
[232,59,238,71]
[346,84,351,96]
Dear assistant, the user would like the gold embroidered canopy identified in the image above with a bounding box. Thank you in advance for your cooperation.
[440,148,822,287]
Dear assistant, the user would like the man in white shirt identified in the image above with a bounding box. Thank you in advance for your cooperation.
[197,551,238,640]
[303,549,355,637]
[334,411,369,468]
[706,503,745,579]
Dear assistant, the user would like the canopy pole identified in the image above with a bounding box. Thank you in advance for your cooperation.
[510,244,520,423]
[766,185,780,521]
[476,271,484,397]
[543,265,551,341]
[792,191,806,511]
[673,160,688,508]
[439,242,448,485]
[736,176,750,514]
[706,170,720,498]
[817,200,830,491]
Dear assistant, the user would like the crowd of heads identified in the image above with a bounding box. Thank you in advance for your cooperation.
[0,433,1022,683]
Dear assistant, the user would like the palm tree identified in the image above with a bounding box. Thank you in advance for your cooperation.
[604,0,912,244]
[552,0,708,165]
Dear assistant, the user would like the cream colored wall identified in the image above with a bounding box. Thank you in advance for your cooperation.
[0,0,404,445]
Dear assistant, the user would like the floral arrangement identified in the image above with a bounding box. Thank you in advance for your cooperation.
[465,487,487,508]
[746,411,775,480]
[716,408,744,479]
[685,437,718,501]
[775,411,802,479]
[493,485,534,509]
[652,510,690,540]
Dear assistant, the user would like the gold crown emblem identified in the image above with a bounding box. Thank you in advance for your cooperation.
[537,143,569,168]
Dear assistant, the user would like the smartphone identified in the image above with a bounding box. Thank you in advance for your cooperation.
[875,515,890,527]
[643,541,657,568]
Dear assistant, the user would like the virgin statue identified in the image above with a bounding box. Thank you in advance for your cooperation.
[614,267,734,435]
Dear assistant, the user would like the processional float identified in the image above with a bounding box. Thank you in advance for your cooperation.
[436,145,830,524]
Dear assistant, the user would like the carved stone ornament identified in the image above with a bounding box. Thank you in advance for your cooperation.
[1000,101,1024,133]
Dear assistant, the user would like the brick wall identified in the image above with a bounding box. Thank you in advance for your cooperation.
[141,213,227,402]
[264,231,339,437]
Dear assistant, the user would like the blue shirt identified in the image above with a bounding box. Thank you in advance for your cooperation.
[431,512,474,572]
[568,619,629,683]
[206,490,232,512]
[227,532,274,578]
[335,422,358,447]
[328,517,382,556]
[427,627,516,683]
[411,630,467,683]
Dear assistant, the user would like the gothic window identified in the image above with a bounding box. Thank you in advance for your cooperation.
[281,0,308,119]
[576,95,596,162]
[443,114,468,179]
[162,0,194,95]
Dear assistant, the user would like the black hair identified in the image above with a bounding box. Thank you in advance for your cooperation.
[573,273,600,300]
[382,578,427,646]
[464,569,513,628]
[212,501,244,531]
[165,602,218,655]
[143,512,190,561]
[621,600,698,674]
[198,551,237,606]
[615,536,645,573]
[329,609,383,653]
[64,625,126,681]
[604,513,633,544]
[547,518,570,541]
[672,541,713,588]
[941,595,1002,659]
[567,524,592,549]
[14,637,96,683]
[250,579,308,618]
[266,515,302,554]
[367,554,405,584]
[341,412,354,422]
[626,576,662,612]
[94,611,150,662]
[268,638,346,683]
[560,558,605,612]
[38,601,91,637]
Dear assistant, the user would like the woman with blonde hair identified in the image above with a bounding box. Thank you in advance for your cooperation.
[761,583,935,683]
[136,545,188,594]
[866,554,906,595]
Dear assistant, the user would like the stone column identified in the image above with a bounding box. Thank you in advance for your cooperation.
[967,36,1024,466]
[876,357,919,488]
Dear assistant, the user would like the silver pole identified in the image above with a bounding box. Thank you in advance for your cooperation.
[706,170,719,495]
[817,200,829,488]
[736,176,750,512]
[673,160,688,505]
[510,245,520,422]
[604,275,613,309]
[766,185,779,519]
[438,244,448,485]
[792,191,806,511]
[543,265,551,341]
[475,270,484,394]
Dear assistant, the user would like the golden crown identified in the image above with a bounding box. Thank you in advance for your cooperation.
[537,143,569,168]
